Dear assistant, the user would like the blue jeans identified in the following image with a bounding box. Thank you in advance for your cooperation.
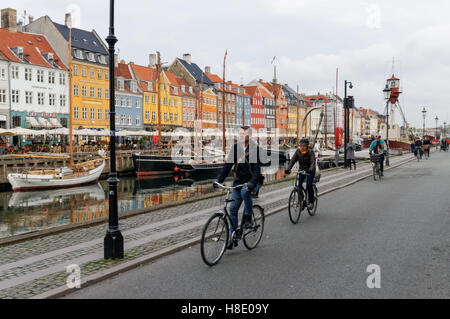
[295,172,315,204]
[253,182,263,196]
[229,186,253,233]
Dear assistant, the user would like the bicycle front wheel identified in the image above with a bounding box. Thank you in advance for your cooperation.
[288,188,302,224]
[200,213,229,266]
[243,205,265,250]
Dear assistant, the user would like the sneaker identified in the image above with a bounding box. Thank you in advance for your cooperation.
[226,241,235,250]
[380,171,384,177]
[242,215,254,229]
[307,203,314,210]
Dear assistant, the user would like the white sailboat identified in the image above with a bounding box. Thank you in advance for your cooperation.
[7,26,106,192]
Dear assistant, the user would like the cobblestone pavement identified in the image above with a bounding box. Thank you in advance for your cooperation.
[0,154,414,299]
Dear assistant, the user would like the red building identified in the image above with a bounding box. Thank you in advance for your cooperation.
[244,86,265,131]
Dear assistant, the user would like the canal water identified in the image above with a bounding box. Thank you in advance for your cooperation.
[0,164,290,239]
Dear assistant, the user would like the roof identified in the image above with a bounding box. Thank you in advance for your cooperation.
[164,71,180,87]
[243,86,258,97]
[177,58,214,86]
[175,77,196,98]
[115,62,132,79]
[53,22,107,55]
[206,73,223,83]
[129,63,157,82]
[0,28,67,70]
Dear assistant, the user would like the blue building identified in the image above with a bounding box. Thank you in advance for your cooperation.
[115,61,143,135]
[235,86,251,127]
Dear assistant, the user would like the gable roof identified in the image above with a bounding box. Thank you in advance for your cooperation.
[177,58,214,86]
[53,22,107,55]
[0,28,67,70]
[129,63,157,82]
[206,73,223,83]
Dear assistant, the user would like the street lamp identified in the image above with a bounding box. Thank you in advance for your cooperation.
[435,116,439,141]
[422,107,427,139]
[344,80,353,168]
[383,84,391,166]
[104,0,124,260]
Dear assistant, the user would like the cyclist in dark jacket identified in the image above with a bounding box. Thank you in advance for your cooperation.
[215,127,262,247]
[414,137,423,159]
[285,139,316,209]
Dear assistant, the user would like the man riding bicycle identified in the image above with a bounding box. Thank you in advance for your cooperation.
[423,136,432,158]
[441,138,448,151]
[285,139,316,210]
[369,134,387,176]
[414,137,424,159]
[214,126,262,249]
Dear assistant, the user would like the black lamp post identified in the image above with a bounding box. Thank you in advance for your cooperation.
[344,80,353,168]
[422,107,427,139]
[383,84,391,166]
[435,116,439,141]
[104,0,124,260]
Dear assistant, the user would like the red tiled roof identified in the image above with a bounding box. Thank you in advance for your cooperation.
[129,63,157,82]
[206,73,223,83]
[0,28,67,70]
[115,62,132,79]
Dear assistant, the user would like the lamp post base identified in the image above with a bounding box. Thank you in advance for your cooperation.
[385,152,390,167]
[104,230,124,259]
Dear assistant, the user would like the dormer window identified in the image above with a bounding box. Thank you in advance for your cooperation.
[12,47,24,60]
[98,55,106,64]
[174,87,178,94]
[147,81,152,90]
[131,81,137,93]
[181,85,185,93]
[87,52,95,62]
[189,87,193,94]
[117,79,124,90]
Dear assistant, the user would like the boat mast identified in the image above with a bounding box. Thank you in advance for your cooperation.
[68,23,74,167]
[222,51,227,160]
[156,51,162,155]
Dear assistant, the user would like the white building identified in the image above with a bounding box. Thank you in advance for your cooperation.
[0,9,70,137]
[0,54,9,128]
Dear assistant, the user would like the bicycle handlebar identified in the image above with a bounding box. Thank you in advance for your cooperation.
[214,182,247,190]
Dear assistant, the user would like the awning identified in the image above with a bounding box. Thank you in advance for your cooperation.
[49,118,63,128]
[38,117,52,128]
[26,117,40,128]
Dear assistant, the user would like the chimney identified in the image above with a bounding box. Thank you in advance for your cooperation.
[259,79,263,83]
[149,53,156,67]
[28,15,34,23]
[65,13,72,28]
[114,54,119,67]
[183,53,191,64]
[1,8,17,33]
[205,66,211,74]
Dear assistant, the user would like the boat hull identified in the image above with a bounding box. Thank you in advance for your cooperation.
[7,161,106,192]
[132,154,178,176]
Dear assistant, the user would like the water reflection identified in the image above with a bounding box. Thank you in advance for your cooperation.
[0,164,289,239]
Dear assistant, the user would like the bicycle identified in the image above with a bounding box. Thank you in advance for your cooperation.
[200,182,265,267]
[415,147,423,162]
[288,171,319,224]
[370,153,383,181]
[423,146,430,160]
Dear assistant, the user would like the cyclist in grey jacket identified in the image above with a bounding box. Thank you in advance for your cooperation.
[285,139,316,209]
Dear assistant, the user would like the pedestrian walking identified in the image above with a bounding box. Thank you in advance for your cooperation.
[346,137,357,170]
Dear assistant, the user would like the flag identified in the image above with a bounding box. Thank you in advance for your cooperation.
[224,50,228,60]
[271,56,276,64]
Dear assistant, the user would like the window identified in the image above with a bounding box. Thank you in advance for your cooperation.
[121,97,126,107]
[82,66,87,77]
[131,82,137,93]
[0,68,5,79]
[25,68,32,81]
[98,88,102,99]
[38,92,44,105]
[170,113,173,122]
[145,96,149,104]
[116,96,120,106]
[115,114,119,125]
[26,91,33,104]
[174,100,178,107]
[105,89,110,100]
[73,65,79,76]
[174,114,178,123]
[12,90,19,103]
[121,114,126,124]
[136,99,140,109]
[152,96,156,105]
[90,108,95,120]
[82,86,87,97]
[145,111,150,121]
[11,66,19,79]
[82,107,87,120]
[105,71,109,81]
[164,113,168,121]
[169,99,172,107]
[152,112,156,121]
[117,79,124,90]
[90,68,95,79]
[127,97,131,108]
[136,116,140,126]
[49,94,56,106]
[60,95,66,107]
[0,89,6,103]
[147,82,152,90]
[74,106,79,119]
[127,115,132,125]
[97,69,102,80]
[59,73,66,85]
[48,71,55,84]
[164,98,167,106]
[74,85,79,96]
[37,70,44,82]
[98,108,103,120]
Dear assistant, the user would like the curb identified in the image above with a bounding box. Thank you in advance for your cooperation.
[33,155,414,299]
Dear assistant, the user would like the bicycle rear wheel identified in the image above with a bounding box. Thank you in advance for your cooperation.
[288,188,302,224]
[307,185,319,216]
[243,205,265,250]
[200,213,229,266]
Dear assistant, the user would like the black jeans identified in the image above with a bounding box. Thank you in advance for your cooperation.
[379,154,385,172]
[347,159,356,169]
[296,171,315,204]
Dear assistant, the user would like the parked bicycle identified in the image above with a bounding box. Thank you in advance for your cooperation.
[200,182,265,267]
[288,171,319,224]
[370,153,383,181]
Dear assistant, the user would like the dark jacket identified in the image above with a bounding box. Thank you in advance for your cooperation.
[216,142,262,187]
[286,149,316,172]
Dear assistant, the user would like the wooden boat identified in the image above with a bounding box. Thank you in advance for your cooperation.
[7,159,105,192]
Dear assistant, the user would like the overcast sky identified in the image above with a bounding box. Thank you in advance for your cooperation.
[4,0,450,128]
